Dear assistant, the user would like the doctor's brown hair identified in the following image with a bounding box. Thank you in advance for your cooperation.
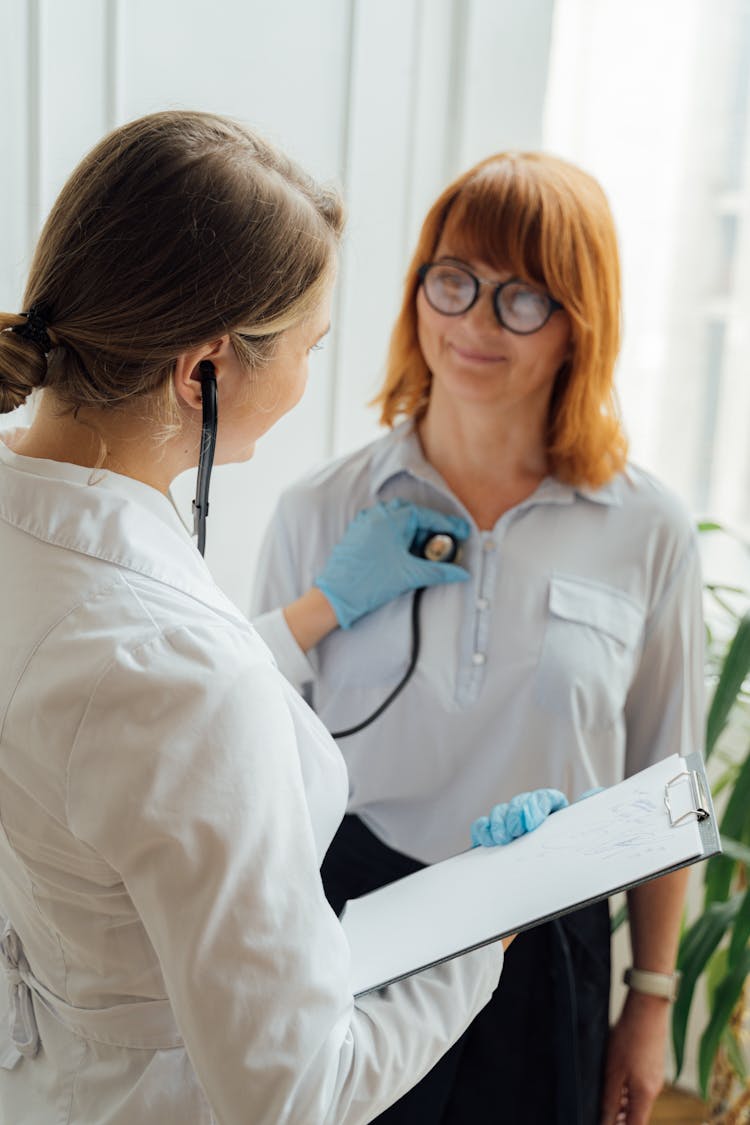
[0,110,343,418]
[375,152,627,488]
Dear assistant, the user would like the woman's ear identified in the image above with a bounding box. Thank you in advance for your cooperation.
[173,336,230,411]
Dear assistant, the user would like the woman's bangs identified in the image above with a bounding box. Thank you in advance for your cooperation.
[438,169,548,289]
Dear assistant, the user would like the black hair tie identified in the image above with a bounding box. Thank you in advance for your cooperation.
[11,303,52,355]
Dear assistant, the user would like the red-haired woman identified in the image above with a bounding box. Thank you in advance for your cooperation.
[253,152,704,1125]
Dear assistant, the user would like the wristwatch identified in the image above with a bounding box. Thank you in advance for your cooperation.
[623,967,682,1002]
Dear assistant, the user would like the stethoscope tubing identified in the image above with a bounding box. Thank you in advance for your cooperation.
[330,587,425,739]
[193,362,217,557]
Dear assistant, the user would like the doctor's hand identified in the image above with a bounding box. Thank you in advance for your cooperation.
[470,788,568,847]
[314,499,469,629]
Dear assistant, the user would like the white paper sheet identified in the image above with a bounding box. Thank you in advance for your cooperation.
[342,754,705,996]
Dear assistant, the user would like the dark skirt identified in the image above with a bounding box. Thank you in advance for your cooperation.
[322,814,611,1125]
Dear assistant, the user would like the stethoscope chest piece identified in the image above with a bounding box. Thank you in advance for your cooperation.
[420,532,459,564]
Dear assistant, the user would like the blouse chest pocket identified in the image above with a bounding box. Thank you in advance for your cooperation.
[534,574,644,729]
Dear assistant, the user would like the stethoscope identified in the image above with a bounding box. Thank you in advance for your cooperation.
[193,360,217,557]
[329,530,460,739]
[191,366,464,738]
[190,364,459,735]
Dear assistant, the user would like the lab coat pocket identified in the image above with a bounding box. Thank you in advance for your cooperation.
[534,574,643,729]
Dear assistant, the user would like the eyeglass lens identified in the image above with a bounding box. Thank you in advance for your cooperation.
[422,263,554,334]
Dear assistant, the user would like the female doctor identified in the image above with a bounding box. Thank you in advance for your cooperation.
[0,110,567,1125]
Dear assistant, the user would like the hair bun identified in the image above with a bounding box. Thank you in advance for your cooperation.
[0,312,48,413]
[11,303,52,355]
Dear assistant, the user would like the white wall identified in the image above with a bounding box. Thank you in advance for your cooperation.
[0,0,555,610]
[3,1,749,602]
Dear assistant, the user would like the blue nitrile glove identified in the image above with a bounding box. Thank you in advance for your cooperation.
[470,788,569,847]
[314,498,470,629]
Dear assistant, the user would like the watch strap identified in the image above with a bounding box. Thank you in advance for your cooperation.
[623,967,682,1001]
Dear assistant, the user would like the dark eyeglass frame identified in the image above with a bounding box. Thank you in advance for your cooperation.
[417,261,564,335]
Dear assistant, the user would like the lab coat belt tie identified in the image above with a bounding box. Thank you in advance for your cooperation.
[0,922,39,1064]
[0,921,183,1070]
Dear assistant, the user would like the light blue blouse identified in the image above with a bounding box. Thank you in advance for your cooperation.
[252,421,705,864]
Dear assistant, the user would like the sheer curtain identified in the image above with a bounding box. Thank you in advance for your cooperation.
[544,0,750,539]
[543,2,750,1087]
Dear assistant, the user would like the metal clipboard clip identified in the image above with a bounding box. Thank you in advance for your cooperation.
[664,769,711,827]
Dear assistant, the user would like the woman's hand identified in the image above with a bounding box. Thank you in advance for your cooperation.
[601,870,689,1122]
[600,990,670,1124]
[314,499,470,629]
[470,788,568,847]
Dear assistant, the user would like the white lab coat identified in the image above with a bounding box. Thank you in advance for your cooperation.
[0,444,502,1125]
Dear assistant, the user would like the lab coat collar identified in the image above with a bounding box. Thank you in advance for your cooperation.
[0,445,246,623]
[369,420,623,509]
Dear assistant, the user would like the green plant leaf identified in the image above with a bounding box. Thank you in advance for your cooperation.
[705,613,750,759]
[725,1028,748,1082]
[706,947,729,1008]
[718,753,750,846]
[706,587,746,622]
[610,901,628,933]
[673,894,743,1077]
[704,856,734,909]
[711,772,735,800]
[721,834,750,868]
[698,946,750,1097]
[698,521,725,533]
[728,885,750,969]
[705,750,750,906]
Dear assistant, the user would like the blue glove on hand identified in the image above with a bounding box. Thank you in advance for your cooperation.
[315,499,470,629]
[470,788,569,847]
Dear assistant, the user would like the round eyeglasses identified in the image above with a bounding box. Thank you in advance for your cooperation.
[417,261,563,335]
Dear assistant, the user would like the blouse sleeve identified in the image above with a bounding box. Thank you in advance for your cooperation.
[251,494,317,690]
[67,622,502,1124]
[623,531,705,777]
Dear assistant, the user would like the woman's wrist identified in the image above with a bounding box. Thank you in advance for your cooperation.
[623,967,681,1002]
[282,587,339,653]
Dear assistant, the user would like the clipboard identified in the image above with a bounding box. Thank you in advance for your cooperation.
[342,753,720,998]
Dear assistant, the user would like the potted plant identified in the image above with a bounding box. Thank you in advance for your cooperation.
[672,528,750,1117]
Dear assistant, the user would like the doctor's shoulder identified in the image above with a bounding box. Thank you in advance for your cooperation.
[95,593,277,713]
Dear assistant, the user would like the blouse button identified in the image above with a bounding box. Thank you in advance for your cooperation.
[472,652,486,666]
[477,597,490,610]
